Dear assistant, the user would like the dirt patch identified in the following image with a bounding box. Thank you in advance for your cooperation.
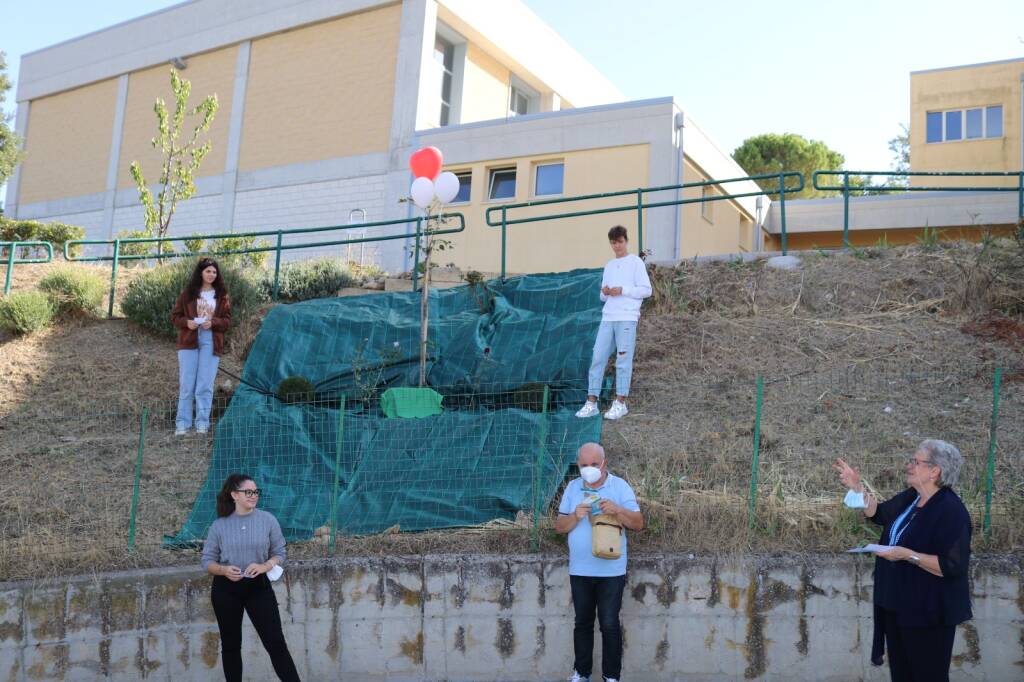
[1,242,1023,580]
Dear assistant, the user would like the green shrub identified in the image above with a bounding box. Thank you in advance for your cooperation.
[0,290,56,335]
[269,258,357,302]
[120,258,268,338]
[0,218,86,258]
[38,267,106,317]
[208,234,271,268]
[277,376,315,404]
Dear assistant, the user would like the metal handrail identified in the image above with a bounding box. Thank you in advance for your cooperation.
[2,241,54,296]
[484,172,805,277]
[64,214,466,317]
[812,170,1024,248]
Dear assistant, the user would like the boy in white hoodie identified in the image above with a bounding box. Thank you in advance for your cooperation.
[576,226,652,421]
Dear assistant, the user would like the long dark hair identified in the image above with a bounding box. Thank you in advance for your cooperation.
[185,257,227,301]
[216,473,254,517]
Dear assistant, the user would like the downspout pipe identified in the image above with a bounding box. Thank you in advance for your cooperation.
[673,110,685,261]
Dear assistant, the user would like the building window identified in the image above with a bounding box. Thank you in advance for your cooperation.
[926,105,1003,143]
[508,76,538,117]
[534,162,564,196]
[488,167,516,200]
[701,185,714,222]
[986,105,1003,137]
[452,171,472,203]
[434,37,455,127]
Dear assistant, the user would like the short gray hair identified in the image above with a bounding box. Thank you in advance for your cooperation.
[578,442,605,461]
[918,439,962,488]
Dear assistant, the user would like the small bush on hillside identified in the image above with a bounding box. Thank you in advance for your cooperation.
[0,290,56,335]
[120,259,268,339]
[38,267,106,317]
[267,258,357,302]
[0,218,85,258]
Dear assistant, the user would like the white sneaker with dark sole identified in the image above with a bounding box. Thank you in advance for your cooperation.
[574,401,600,418]
[603,400,628,420]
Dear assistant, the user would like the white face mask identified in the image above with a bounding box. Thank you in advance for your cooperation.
[580,466,602,485]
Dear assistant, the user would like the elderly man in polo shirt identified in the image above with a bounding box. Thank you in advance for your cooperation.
[556,442,644,682]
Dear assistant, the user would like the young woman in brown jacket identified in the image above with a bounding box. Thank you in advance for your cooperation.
[171,258,232,434]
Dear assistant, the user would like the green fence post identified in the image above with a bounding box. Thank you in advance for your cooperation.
[842,172,850,249]
[329,394,346,554]
[128,406,149,552]
[500,206,508,281]
[747,377,763,530]
[272,231,283,301]
[2,242,14,296]
[984,368,1002,542]
[636,189,644,255]
[778,175,788,256]
[107,239,121,319]
[531,385,551,552]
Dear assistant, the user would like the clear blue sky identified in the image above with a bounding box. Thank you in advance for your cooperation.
[3,0,1024,204]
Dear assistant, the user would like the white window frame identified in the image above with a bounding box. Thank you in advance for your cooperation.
[487,167,517,202]
[926,105,1003,143]
[508,75,539,118]
[450,170,473,205]
[700,185,715,223]
[533,161,564,197]
[433,23,466,127]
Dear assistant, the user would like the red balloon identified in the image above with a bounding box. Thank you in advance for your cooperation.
[409,146,443,180]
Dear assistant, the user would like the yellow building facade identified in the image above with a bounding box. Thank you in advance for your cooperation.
[8,0,759,273]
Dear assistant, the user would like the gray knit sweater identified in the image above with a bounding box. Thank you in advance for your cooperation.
[201,509,286,572]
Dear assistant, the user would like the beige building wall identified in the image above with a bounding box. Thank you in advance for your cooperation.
[116,47,237,190]
[679,159,755,257]
[238,4,401,172]
[439,144,649,273]
[16,79,119,205]
[910,59,1023,188]
[460,43,512,124]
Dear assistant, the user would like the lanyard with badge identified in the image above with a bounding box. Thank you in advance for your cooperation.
[888,495,921,546]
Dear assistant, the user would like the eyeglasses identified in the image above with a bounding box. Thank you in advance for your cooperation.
[235,488,261,497]
[907,457,935,468]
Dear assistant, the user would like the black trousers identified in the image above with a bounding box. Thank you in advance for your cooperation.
[570,574,626,680]
[882,608,956,682]
[211,575,301,682]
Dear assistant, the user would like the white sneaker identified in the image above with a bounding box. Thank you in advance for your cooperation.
[603,400,628,420]
[568,672,589,682]
[196,426,209,434]
[174,428,188,436]
[575,401,600,418]
[604,678,619,682]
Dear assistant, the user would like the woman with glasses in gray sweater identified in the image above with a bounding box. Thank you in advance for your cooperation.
[201,473,301,682]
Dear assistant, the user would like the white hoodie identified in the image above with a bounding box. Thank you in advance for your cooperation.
[599,254,652,321]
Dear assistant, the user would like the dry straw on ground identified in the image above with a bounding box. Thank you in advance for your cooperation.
[1,241,1022,580]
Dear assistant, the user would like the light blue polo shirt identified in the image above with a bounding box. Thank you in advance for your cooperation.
[558,473,640,577]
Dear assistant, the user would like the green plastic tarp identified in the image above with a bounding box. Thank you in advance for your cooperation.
[165,269,606,545]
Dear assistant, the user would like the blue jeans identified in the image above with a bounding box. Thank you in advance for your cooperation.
[587,321,637,398]
[571,574,626,680]
[176,329,219,430]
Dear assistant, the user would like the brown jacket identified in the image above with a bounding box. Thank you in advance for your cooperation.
[171,289,232,356]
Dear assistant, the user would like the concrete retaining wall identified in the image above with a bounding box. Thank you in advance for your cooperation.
[1,554,1020,681]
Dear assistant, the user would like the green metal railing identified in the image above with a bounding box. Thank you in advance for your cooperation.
[64,214,466,317]
[2,241,54,296]
[484,172,805,278]
[813,170,1024,248]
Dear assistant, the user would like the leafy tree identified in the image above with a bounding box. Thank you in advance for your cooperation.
[733,133,857,199]
[127,69,218,256]
[0,52,24,192]
[887,123,910,188]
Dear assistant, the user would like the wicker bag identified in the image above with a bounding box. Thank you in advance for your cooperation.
[591,513,623,559]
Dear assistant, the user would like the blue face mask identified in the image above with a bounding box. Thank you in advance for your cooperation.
[844,489,866,509]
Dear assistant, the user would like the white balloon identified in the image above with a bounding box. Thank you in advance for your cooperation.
[410,177,435,209]
[434,171,461,204]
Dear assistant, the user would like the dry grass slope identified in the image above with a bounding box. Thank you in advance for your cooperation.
[1,241,1022,581]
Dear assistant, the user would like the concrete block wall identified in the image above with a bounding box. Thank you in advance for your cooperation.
[1,553,1020,681]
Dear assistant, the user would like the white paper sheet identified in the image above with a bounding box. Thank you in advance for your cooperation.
[847,544,892,553]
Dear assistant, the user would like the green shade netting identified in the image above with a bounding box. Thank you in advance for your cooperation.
[166,269,605,545]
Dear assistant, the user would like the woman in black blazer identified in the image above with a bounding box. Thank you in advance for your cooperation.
[834,439,972,682]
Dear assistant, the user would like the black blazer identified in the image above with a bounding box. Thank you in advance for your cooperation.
[868,486,972,627]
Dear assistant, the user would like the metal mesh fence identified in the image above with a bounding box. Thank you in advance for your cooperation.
[1,366,1019,582]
